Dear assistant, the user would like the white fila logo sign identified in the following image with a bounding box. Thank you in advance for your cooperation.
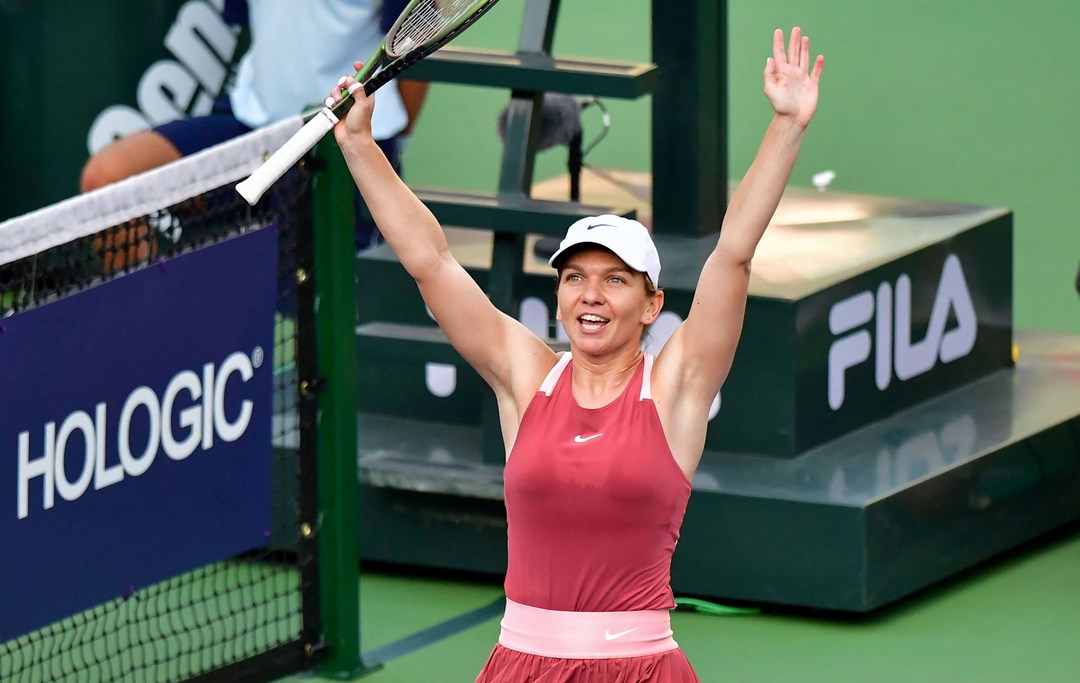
[828,254,977,411]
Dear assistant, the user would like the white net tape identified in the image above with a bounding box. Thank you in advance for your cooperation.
[0,115,303,268]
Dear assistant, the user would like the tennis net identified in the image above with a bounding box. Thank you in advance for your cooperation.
[0,116,325,682]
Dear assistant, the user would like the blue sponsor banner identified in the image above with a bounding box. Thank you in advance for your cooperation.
[0,225,277,641]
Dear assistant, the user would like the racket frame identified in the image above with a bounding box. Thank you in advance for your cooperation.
[238,0,501,205]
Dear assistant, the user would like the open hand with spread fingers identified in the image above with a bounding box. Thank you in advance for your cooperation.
[765,27,824,128]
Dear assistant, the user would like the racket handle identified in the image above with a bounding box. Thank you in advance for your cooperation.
[237,108,339,205]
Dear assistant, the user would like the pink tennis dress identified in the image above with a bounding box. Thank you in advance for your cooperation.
[475,353,699,682]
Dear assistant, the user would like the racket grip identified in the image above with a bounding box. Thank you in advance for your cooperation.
[237,108,339,205]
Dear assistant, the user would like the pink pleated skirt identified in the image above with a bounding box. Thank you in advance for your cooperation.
[474,599,700,682]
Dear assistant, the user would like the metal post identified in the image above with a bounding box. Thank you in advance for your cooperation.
[310,138,381,678]
[650,0,726,236]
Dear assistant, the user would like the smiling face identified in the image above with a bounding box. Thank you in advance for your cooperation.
[554,247,664,356]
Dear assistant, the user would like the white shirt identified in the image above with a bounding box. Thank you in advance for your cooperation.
[229,0,408,140]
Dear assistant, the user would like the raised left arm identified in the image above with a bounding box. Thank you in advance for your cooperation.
[661,27,824,401]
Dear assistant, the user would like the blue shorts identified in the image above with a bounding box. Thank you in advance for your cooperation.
[154,96,400,251]
[153,97,252,156]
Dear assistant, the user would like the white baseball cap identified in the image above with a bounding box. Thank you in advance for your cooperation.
[547,214,661,287]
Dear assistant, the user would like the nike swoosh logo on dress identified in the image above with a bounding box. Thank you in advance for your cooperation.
[573,433,603,443]
[604,627,639,641]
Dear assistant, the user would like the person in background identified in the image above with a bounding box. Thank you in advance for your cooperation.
[80,0,427,263]
[326,26,823,682]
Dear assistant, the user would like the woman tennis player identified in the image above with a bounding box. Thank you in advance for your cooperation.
[329,26,822,683]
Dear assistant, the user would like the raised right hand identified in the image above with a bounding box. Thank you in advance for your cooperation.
[327,61,376,147]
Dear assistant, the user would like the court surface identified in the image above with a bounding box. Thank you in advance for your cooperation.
[273,519,1080,682]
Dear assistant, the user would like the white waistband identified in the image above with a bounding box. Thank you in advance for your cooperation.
[498,598,679,659]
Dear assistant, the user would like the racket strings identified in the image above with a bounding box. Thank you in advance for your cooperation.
[388,0,484,57]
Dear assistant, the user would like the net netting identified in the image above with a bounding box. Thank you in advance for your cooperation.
[0,117,321,682]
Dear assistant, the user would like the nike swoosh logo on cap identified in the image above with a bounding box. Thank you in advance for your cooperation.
[586,223,617,230]
[604,627,639,641]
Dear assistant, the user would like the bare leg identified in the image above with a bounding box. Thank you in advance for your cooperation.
[80,130,183,193]
[81,131,180,272]
[95,220,159,274]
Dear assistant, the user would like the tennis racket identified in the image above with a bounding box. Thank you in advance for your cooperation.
[237,0,502,205]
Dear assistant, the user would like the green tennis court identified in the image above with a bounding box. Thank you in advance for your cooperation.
[270,522,1080,682]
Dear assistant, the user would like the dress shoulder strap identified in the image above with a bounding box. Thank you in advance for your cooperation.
[539,352,573,396]
[639,353,654,401]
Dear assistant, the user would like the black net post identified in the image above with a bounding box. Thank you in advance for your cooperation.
[650,0,727,236]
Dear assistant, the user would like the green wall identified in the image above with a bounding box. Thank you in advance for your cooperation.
[402,0,1080,335]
